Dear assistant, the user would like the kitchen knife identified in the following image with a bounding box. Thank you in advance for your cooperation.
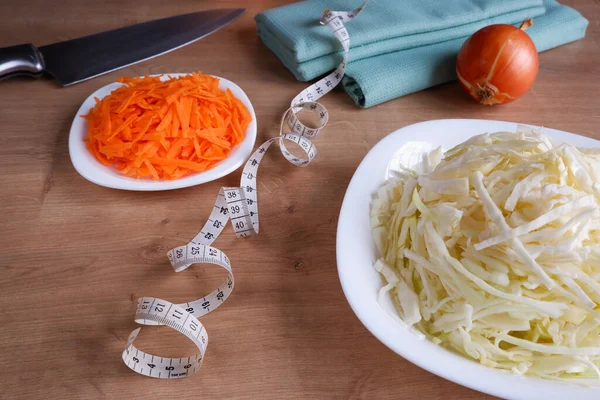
[0,8,246,86]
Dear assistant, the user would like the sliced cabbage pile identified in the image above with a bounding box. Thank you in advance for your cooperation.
[371,129,600,383]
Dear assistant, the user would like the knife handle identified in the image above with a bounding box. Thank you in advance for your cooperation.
[0,44,45,80]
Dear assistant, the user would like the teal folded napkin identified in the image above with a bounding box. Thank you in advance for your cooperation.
[256,0,546,81]
[256,0,588,108]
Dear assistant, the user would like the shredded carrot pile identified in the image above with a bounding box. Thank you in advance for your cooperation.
[84,73,251,180]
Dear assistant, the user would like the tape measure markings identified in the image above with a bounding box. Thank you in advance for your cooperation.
[123,1,368,379]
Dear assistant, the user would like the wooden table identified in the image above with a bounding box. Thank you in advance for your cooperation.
[1,1,598,398]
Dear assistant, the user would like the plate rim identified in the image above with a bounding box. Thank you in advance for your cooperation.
[68,73,257,191]
[336,118,600,400]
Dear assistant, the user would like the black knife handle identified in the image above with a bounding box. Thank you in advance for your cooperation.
[0,44,45,80]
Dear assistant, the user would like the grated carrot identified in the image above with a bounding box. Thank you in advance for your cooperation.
[83,72,252,180]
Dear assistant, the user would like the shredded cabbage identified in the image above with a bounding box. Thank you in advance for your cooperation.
[370,128,600,383]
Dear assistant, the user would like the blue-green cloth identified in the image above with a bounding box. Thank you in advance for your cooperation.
[255,0,588,108]
[256,0,546,81]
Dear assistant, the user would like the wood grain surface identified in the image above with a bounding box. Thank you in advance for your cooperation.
[0,1,598,399]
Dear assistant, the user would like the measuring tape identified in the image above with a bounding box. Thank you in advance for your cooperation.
[122,1,368,378]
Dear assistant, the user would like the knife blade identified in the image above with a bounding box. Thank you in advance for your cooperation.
[0,8,246,86]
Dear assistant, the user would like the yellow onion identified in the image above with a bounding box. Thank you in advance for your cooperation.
[456,19,539,105]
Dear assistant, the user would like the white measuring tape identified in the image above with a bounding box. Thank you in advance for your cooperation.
[122,2,368,378]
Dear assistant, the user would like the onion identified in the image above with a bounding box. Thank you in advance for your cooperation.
[456,19,539,105]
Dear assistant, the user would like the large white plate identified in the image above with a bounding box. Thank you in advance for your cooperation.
[68,73,257,191]
[336,119,600,400]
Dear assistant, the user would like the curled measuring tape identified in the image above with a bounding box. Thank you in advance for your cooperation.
[122,1,368,379]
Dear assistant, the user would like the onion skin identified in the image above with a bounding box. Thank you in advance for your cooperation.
[456,20,539,105]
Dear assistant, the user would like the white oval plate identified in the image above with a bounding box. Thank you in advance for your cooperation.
[68,73,257,191]
[336,119,600,400]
